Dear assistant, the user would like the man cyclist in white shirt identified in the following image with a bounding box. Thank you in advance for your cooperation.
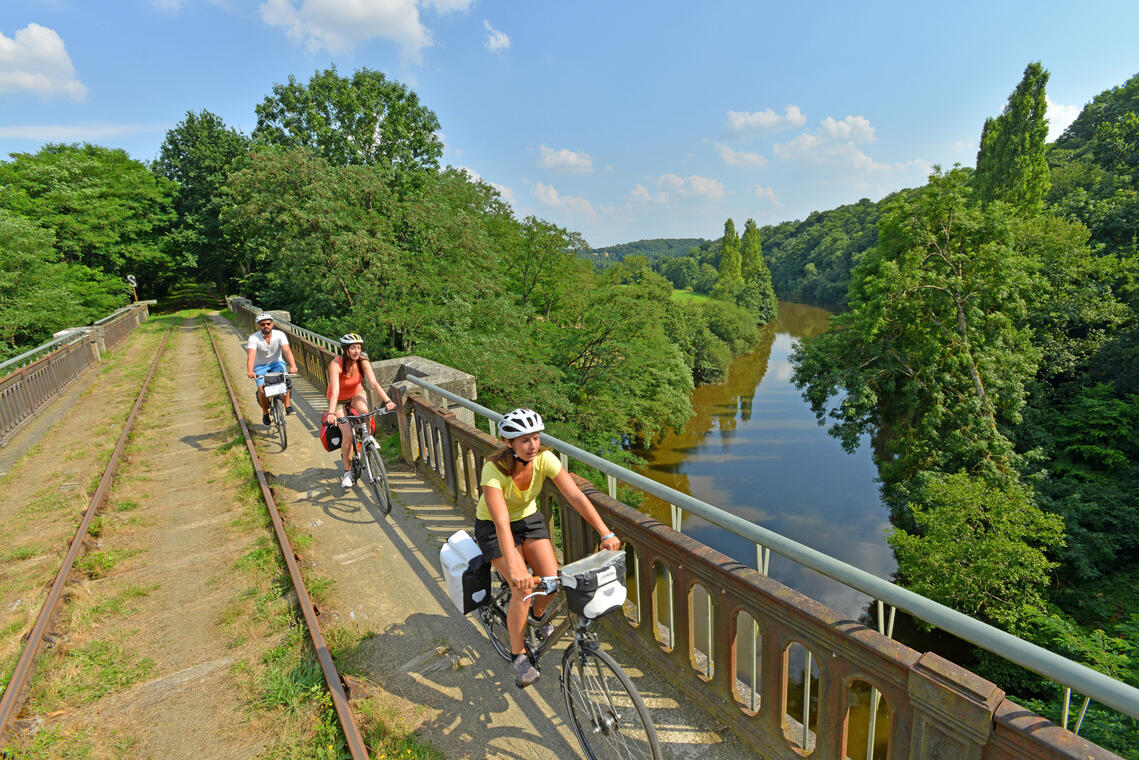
[245,313,299,426]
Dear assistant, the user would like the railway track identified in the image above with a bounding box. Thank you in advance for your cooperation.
[0,316,367,757]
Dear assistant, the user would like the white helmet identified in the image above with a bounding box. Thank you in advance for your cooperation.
[255,313,274,323]
[499,408,544,439]
[340,333,364,346]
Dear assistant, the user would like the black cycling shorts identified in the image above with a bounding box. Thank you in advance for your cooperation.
[474,512,550,561]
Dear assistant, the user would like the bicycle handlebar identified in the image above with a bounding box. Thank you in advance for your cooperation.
[523,576,560,602]
[333,408,393,424]
[253,372,297,379]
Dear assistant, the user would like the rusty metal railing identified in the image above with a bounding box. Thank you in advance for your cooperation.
[396,376,1127,760]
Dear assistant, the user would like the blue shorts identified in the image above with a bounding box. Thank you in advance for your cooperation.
[254,360,288,387]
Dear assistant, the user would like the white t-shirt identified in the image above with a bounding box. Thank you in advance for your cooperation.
[246,329,289,365]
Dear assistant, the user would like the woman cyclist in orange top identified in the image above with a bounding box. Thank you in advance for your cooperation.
[323,333,395,487]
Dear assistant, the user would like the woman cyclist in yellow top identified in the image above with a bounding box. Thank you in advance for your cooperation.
[474,408,620,686]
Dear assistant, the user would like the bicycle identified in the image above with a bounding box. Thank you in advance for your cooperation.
[337,408,393,515]
[256,372,295,450]
[477,548,661,760]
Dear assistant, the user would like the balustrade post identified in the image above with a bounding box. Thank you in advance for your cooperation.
[907,652,1003,759]
[391,386,415,464]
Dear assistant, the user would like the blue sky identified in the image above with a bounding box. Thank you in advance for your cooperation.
[2,1,1138,248]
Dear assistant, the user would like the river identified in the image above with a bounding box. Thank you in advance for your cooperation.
[638,301,896,622]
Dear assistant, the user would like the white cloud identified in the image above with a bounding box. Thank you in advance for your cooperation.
[1047,96,1081,142]
[0,24,86,99]
[0,122,167,140]
[260,0,473,62]
[534,182,595,215]
[725,105,806,138]
[650,173,726,202]
[457,166,515,207]
[629,184,667,204]
[819,115,875,143]
[537,144,593,173]
[753,185,781,206]
[483,19,509,51]
[715,142,767,168]
[772,133,821,159]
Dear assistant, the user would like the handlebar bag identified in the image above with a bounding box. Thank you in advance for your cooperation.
[263,373,289,398]
[560,549,627,619]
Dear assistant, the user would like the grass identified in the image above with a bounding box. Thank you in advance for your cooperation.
[75,548,142,579]
[0,544,43,562]
[30,637,155,712]
[671,288,712,303]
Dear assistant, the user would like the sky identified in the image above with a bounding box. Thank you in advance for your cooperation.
[2,1,1138,249]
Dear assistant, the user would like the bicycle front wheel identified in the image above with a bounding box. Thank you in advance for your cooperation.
[272,397,287,449]
[362,441,391,515]
[562,644,661,760]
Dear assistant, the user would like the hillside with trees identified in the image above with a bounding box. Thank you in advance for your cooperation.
[792,64,1139,755]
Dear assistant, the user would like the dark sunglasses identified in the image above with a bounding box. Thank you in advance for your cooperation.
[257,320,273,326]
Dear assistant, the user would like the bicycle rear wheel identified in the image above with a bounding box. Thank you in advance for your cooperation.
[272,396,287,449]
[362,441,391,515]
[562,645,661,760]
[478,574,514,661]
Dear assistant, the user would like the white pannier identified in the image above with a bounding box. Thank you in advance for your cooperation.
[559,549,627,620]
[439,530,491,614]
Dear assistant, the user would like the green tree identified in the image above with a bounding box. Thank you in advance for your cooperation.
[253,66,442,177]
[0,143,178,296]
[0,209,126,359]
[738,218,777,323]
[716,218,742,284]
[887,471,1063,627]
[792,168,1041,484]
[155,110,251,291]
[974,62,1051,210]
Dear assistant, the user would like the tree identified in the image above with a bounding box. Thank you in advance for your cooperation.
[739,218,777,323]
[0,209,126,359]
[253,66,442,178]
[155,110,251,291]
[791,168,1042,485]
[0,143,178,295]
[887,471,1063,628]
[974,62,1051,210]
[716,218,742,283]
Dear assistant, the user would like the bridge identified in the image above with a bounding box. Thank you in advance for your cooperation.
[1,300,1134,759]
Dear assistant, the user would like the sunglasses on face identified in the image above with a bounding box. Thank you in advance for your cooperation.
[258,321,273,326]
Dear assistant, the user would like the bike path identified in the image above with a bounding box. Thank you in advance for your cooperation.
[208,313,749,760]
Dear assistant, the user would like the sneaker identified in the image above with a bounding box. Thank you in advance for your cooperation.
[511,653,539,687]
[529,611,556,641]
[262,413,271,426]
[285,405,295,415]
[341,470,355,488]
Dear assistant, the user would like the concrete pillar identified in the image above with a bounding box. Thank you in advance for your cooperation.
[908,652,1004,759]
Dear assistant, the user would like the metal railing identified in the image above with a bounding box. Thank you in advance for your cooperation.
[399,374,1130,760]
[0,303,150,446]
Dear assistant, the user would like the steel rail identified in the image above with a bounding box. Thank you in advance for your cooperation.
[203,317,369,760]
[404,374,1139,722]
[0,322,174,745]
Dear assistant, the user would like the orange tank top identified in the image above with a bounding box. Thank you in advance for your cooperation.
[327,356,363,402]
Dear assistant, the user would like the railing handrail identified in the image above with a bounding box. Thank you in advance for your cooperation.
[404,374,1139,722]
[0,330,88,374]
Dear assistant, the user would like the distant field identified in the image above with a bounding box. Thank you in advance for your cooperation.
[671,289,711,304]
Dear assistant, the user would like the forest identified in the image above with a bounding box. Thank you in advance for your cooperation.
[2,59,1137,754]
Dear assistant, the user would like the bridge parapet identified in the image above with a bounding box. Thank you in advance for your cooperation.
[0,302,150,446]
[395,377,1123,760]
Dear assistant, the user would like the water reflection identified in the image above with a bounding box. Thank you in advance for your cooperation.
[639,302,895,620]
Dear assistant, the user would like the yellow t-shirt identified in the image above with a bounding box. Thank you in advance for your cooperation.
[475,450,562,522]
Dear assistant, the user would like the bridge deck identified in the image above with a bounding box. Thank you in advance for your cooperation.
[204,313,751,759]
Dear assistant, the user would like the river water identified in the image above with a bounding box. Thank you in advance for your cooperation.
[638,302,896,622]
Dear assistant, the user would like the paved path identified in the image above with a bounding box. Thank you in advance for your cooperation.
[208,313,749,759]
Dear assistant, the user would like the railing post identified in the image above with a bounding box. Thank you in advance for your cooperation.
[908,652,1003,759]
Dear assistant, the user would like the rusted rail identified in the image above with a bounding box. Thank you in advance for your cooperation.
[202,317,370,760]
[0,322,173,744]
